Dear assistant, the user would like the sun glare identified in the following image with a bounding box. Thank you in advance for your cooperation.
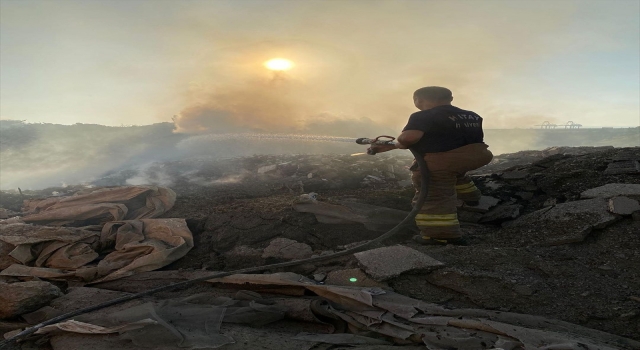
[265,58,293,71]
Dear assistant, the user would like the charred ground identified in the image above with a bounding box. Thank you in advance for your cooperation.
[1,146,639,342]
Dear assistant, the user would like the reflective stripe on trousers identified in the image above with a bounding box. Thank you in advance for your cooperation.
[410,143,493,239]
[455,182,476,193]
[415,213,460,227]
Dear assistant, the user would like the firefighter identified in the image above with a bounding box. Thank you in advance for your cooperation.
[369,86,493,245]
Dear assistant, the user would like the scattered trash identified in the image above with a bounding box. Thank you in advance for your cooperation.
[1,146,639,348]
[21,185,177,226]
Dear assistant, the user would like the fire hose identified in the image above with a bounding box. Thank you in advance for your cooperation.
[0,139,428,348]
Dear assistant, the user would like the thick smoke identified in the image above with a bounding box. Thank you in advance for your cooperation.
[172,71,392,137]
[1,1,638,190]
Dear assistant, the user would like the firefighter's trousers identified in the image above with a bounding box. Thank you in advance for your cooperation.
[410,143,493,239]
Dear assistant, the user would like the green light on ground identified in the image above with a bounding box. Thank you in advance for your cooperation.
[349,278,358,282]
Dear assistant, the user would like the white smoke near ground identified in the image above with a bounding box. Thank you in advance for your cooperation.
[124,163,175,187]
[1,120,638,191]
[1,2,638,190]
[0,121,187,190]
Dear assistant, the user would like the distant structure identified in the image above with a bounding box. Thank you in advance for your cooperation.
[535,121,583,129]
[562,121,582,129]
[535,121,557,129]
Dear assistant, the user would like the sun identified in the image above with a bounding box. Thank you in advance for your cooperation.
[264,58,294,71]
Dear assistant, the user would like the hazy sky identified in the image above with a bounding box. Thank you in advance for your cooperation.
[1,0,639,131]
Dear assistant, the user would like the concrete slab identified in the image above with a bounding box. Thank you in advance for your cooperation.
[262,238,313,260]
[479,205,523,224]
[354,245,444,281]
[502,198,619,246]
[459,196,500,213]
[581,183,640,200]
[604,160,640,175]
[608,197,640,215]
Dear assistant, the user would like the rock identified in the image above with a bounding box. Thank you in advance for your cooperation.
[502,170,528,180]
[354,245,444,281]
[633,211,640,221]
[608,197,640,215]
[604,160,640,175]
[313,273,327,282]
[581,183,640,200]
[224,245,264,269]
[479,204,522,224]
[0,281,62,319]
[262,238,313,260]
[325,268,387,288]
[516,191,534,200]
[460,196,500,213]
[502,198,619,246]
[257,164,277,174]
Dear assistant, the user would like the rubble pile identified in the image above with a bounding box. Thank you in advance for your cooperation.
[89,153,416,195]
[0,146,639,349]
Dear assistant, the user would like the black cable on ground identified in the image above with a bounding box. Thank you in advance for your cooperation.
[0,148,429,348]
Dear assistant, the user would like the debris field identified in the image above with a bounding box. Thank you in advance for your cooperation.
[0,146,639,349]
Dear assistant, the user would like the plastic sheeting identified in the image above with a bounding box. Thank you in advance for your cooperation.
[37,291,289,349]
[33,273,640,349]
[207,273,639,350]
[21,186,176,226]
[0,218,193,283]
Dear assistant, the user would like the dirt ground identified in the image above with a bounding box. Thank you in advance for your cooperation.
[2,147,639,345]
[145,147,640,341]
